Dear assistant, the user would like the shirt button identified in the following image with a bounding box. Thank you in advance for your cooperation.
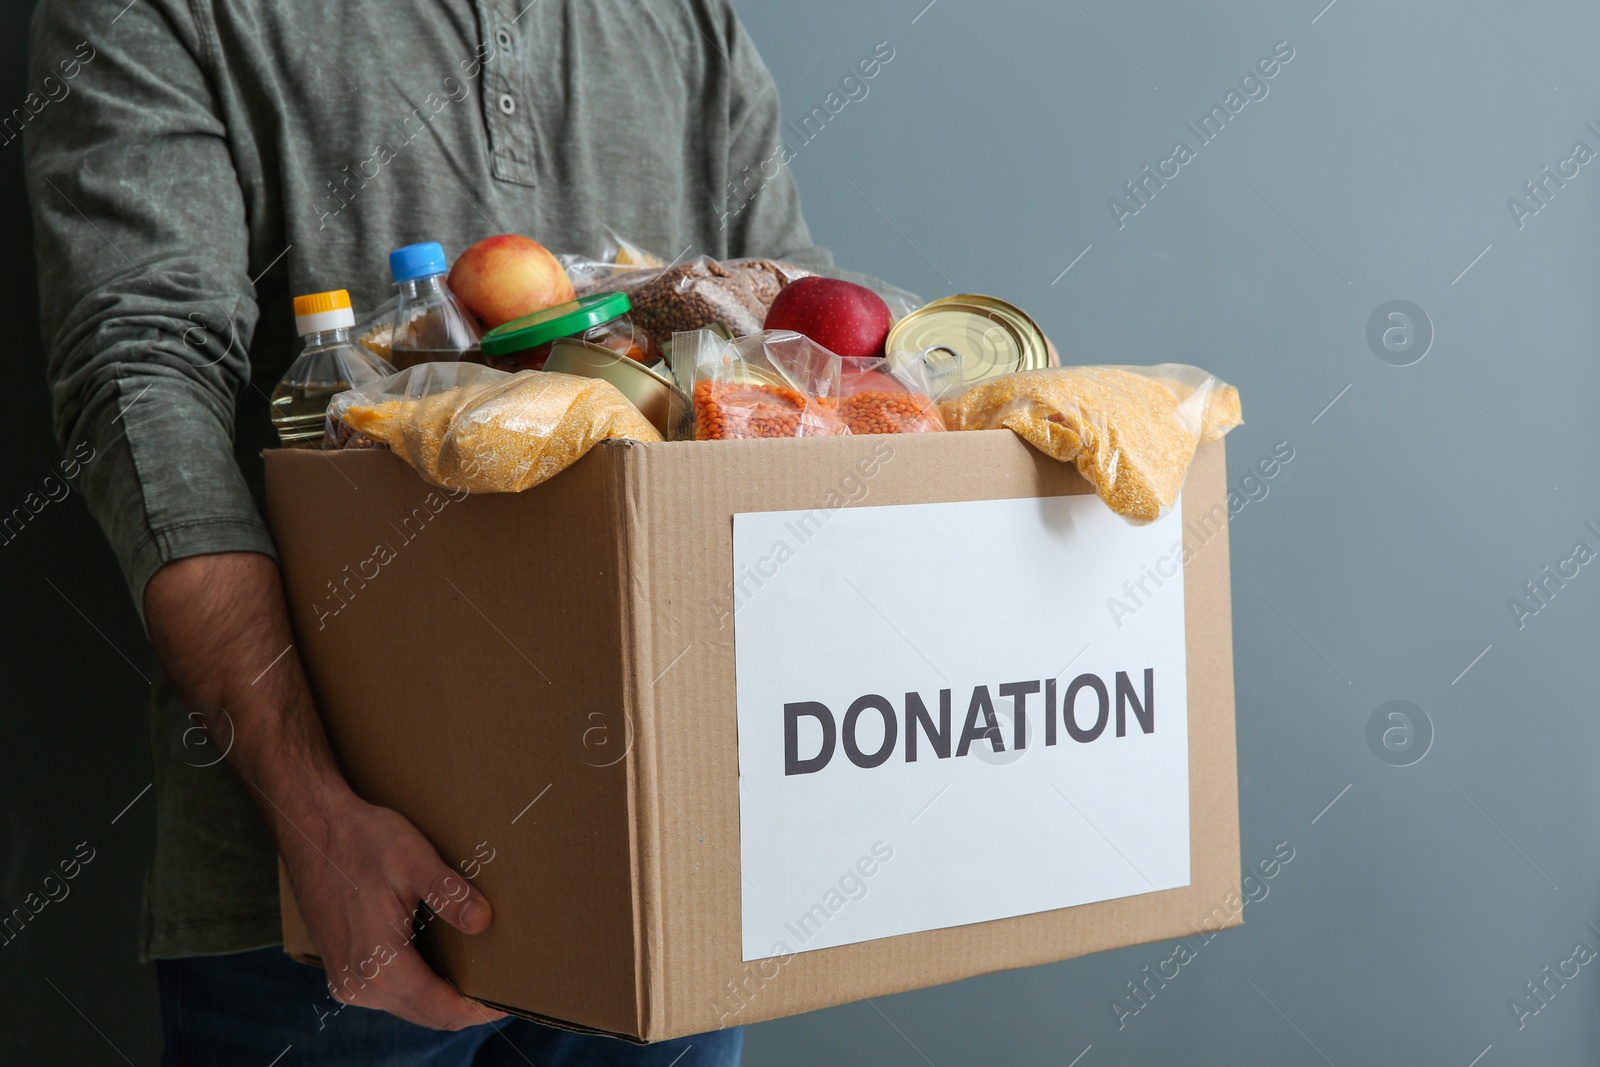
[496,29,511,49]
[498,93,516,115]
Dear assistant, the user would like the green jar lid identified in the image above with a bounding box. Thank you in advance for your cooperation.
[480,291,631,358]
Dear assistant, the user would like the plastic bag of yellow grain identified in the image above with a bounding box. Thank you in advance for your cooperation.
[327,363,661,493]
[939,364,1242,524]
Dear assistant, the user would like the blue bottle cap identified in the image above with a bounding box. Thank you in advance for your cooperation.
[389,241,448,282]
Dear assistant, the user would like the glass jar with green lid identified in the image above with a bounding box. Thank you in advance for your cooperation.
[480,291,658,373]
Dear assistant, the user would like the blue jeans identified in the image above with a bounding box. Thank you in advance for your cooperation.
[157,947,743,1066]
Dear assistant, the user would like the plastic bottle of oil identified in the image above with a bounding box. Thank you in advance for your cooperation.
[388,241,482,369]
[270,289,395,448]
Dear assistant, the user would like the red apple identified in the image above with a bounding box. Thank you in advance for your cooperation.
[763,276,892,359]
[447,234,575,329]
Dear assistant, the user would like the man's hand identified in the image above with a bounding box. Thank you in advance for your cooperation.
[277,787,501,1029]
[145,552,504,1031]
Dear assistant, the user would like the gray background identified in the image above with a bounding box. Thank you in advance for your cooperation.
[3,0,1597,1063]
[736,1,1600,1065]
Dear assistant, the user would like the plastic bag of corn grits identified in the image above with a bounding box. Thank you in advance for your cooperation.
[939,364,1242,524]
[328,363,661,493]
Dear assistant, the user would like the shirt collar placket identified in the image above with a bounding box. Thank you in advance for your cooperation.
[478,1,537,187]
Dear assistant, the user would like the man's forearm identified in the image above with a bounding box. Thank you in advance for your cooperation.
[143,551,357,837]
[143,550,500,1029]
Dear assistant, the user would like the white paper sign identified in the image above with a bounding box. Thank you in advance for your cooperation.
[733,493,1191,961]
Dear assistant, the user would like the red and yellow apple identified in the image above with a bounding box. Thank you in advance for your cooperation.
[447,234,575,329]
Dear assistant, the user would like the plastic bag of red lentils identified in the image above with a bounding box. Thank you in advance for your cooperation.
[825,354,946,434]
[689,330,850,440]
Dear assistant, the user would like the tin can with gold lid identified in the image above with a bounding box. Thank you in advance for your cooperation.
[885,294,1049,390]
[543,338,688,438]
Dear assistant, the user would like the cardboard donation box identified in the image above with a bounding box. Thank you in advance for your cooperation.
[264,431,1239,1042]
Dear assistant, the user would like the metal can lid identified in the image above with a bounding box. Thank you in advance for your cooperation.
[544,339,684,436]
[927,294,1049,364]
[886,295,1048,388]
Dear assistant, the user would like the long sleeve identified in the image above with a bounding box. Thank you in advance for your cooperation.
[26,0,273,622]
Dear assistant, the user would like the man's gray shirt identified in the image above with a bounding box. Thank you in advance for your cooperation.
[25,0,829,958]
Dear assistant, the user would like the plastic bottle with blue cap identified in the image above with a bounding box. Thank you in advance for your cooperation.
[388,241,483,368]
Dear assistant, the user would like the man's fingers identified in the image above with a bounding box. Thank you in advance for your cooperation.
[378,954,506,1031]
[340,948,503,1030]
[286,801,507,1032]
[439,975,510,1029]
[416,865,493,935]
